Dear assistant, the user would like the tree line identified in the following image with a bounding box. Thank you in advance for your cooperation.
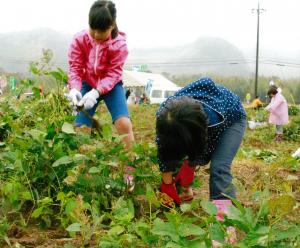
[168,73,300,104]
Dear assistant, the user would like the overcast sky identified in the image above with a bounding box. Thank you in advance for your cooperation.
[0,0,299,54]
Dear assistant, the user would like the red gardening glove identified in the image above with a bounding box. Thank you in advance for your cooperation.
[175,160,195,187]
[160,181,182,205]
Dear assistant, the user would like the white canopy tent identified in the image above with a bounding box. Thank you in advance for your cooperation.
[122,70,181,104]
[122,70,178,88]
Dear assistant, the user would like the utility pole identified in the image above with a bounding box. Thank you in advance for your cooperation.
[252,3,265,97]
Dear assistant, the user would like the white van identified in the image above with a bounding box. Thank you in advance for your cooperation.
[148,86,182,104]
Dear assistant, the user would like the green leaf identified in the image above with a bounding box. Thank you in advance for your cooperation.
[48,70,66,82]
[56,192,65,201]
[52,156,73,167]
[0,142,5,147]
[22,191,32,200]
[27,129,46,141]
[107,225,125,236]
[32,86,41,98]
[229,196,246,215]
[272,225,300,241]
[227,205,243,221]
[62,122,76,134]
[152,218,179,242]
[226,205,252,232]
[209,224,224,243]
[240,230,264,246]
[89,167,101,174]
[201,200,217,215]
[243,207,255,227]
[39,196,53,205]
[32,207,44,218]
[146,184,160,207]
[99,240,120,247]
[134,220,150,240]
[66,223,81,232]
[112,198,135,222]
[65,200,77,215]
[14,159,22,170]
[102,124,113,140]
[166,242,182,248]
[121,234,136,244]
[73,153,87,161]
[255,226,269,235]
[180,203,192,213]
[187,241,207,248]
[192,176,201,188]
[178,223,205,237]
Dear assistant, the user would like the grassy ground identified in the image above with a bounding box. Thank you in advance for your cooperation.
[129,104,300,215]
[1,101,299,247]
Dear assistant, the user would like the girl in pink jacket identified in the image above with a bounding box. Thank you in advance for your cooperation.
[265,86,289,141]
[67,0,135,190]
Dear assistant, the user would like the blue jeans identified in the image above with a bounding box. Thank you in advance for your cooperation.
[275,125,283,134]
[75,82,129,127]
[210,118,246,200]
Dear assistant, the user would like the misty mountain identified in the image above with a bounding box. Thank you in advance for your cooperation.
[0,28,71,73]
[0,28,299,78]
[128,37,251,76]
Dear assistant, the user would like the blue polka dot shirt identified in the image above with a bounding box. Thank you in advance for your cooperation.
[156,77,246,172]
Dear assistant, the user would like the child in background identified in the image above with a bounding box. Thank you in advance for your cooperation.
[265,86,289,141]
[125,88,131,100]
[67,0,135,189]
[251,95,263,110]
[156,77,246,208]
[269,80,282,94]
[245,92,251,105]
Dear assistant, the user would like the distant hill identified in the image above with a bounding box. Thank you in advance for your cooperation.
[0,28,299,78]
[128,37,251,76]
[0,28,71,73]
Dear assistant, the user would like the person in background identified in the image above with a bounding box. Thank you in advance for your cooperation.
[39,85,44,97]
[265,86,289,141]
[127,89,136,104]
[125,88,131,100]
[251,95,263,110]
[155,77,246,244]
[139,93,149,104]
[245,92,251,105]
[66,0,135,189]
[269,80,282,94]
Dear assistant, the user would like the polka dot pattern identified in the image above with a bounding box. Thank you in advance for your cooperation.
[156,77,246,172]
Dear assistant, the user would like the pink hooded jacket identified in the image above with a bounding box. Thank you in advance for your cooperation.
[266,93,289,125]
[68,30,128,94]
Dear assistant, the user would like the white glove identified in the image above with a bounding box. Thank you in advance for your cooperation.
[292,148,300,158]
[68,88,82,106]
[78,88,100,110]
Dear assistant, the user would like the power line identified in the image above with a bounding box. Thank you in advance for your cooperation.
[1,55,300,66]
[1,56,300,71]
[1,58,299,67]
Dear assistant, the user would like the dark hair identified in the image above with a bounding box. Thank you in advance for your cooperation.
[156,96,208,163]
[89,0,118,39]
[267,86,278,98]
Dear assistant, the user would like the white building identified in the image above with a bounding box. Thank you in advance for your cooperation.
[122,70,181,104]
